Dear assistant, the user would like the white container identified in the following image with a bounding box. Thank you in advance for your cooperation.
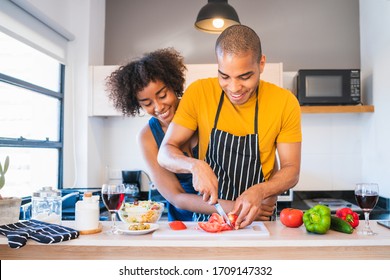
[75,192,100,231]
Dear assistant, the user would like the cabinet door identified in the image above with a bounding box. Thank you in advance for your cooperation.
[262,62,283,87]
[89,65,121,116]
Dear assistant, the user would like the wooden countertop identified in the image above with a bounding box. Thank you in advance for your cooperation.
[1,220,390,260]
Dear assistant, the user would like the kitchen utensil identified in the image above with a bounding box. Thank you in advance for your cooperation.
[152,222,269,239]
[214,203,232,228]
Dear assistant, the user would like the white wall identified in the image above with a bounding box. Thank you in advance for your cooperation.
[360,0,390,198]
[296,114,366,191]
[104,117,149,189]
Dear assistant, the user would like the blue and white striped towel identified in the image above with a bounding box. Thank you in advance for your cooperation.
[0,220,79,249]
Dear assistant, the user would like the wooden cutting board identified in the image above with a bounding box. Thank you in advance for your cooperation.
[152,222,269,239]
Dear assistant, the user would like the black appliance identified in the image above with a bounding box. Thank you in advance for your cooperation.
[297,69,361,105]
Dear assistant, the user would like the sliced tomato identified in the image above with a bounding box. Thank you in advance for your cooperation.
[169,221,187,230]
[208,213,225,224]
[227,213,238,228]
[198,213,237,233]
[220,223,234,231]
[198,221,222,233]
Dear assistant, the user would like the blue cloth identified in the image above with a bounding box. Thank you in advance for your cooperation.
[0,220,79,249]
[149,117,198,221]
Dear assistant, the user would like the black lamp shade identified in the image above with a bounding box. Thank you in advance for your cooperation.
[195,0,240,34]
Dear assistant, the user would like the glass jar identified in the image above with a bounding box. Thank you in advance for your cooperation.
[31,186,62,224]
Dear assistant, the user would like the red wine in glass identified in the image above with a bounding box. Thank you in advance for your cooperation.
[102,193,125,211]
[355,192,379,211]
[354,183,379,235]
[101,184,125,234]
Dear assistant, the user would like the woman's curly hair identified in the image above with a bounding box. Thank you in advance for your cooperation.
[106,48,186,117]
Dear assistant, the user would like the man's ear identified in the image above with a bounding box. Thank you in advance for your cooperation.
[259,55,266,74]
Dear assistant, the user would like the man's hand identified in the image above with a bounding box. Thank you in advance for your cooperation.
[255,196,278,221]
[191,160,219,205]
[230,186,277,229]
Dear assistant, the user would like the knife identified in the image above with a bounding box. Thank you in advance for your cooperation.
[214,203,233,228]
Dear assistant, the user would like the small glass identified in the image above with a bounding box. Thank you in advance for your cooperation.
[101,184,125,234]
[354,183,379,235]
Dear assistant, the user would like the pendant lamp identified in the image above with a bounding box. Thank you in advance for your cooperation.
[195,0,240,34]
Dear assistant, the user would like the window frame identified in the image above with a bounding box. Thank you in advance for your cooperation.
[0,65,65,191]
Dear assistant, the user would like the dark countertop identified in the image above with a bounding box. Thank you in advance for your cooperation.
[277,190,390,220]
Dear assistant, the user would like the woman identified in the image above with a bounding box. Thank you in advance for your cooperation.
[106,48,198,221]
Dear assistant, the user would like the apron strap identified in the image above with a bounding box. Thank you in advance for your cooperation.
[254,87,259,134]
[213,91,225,129]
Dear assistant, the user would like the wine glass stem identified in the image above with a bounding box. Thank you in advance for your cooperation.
[111,211,117,233]
[364,211,371,230]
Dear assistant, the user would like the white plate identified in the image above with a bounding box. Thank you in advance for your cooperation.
[117,223,159,235]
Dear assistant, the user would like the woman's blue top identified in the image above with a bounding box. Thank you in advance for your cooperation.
[148,117,198,221]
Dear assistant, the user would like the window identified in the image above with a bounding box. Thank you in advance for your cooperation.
[0,31,64,198]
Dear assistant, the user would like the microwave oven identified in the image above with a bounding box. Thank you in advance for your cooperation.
[297,69,361,105]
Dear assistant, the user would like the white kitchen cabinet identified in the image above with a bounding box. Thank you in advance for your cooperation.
[89,65,121,116]
[89,63,283,116]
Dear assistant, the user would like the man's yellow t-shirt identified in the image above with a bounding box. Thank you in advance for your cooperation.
[173,78,302,180]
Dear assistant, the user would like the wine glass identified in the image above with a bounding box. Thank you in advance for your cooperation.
[101,183,125,234]
[354,183,379,235]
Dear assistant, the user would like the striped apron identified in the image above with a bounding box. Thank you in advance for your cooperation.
[194,89,269,221]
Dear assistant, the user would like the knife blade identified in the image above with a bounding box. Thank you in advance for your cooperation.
[214,203,233,228]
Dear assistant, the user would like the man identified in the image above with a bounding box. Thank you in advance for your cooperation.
[158,25,301,229]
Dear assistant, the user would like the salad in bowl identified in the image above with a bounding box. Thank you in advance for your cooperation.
[119,200,164,223]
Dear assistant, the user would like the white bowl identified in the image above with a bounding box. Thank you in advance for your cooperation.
[119,201,164,223]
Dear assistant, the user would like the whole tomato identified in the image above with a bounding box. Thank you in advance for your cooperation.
[280,208,304,228]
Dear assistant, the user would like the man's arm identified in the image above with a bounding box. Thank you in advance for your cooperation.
[158,122,219,204]
[232,142,301,228]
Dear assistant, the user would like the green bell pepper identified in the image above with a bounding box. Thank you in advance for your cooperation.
[303,205,331,234]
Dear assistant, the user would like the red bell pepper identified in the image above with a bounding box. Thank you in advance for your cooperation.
[335,207,359,228]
